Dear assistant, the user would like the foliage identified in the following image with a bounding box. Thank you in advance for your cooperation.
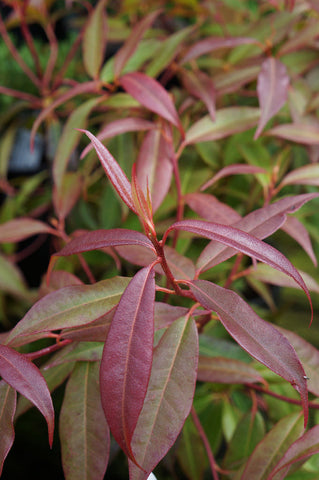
[1,1,319,479]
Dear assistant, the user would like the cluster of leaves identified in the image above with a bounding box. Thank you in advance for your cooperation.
[1,0,319,479]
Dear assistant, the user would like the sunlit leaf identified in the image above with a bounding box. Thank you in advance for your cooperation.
[60,362,110,480]
[0,345,54,446]
[254,58,289,139]
[0,382,16,476]
[100,265,155,463]
[190,280,309,425]
[83,0,107,78]
[128,315,198,480]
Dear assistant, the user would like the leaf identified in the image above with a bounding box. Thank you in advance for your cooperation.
[0,382,16,476]
[184,193,241,224]
[83,0,107,78]
[45,342,103,368]
[164,246,196,280]
[177,415,207,480]
[119,72,183,134]
[0,344,54,446]
[240,412,304,480]
[81,118,155,158]
[166,219,312,310]
[55,229,156,257]
[181,70,216,121]
[128,315,198,480]
[281,216,317,266]
[0,254,29,299]
[269,425,319,480]
[197,356,265,385]
[53,172,84,222]
[100,265,155,463]
[197,192,319,272]
[136,128,173,212]
[267,123,319,145]
[254,58,289,139]
[180,36,257,64]
[280,164,319,187]
[189,280,309,426]
[61,308,115,343]
[60,362,110,480]
[185,108,260,144]
[53,98,102,192]
[114,10,161,79]
[80,129,137,213]
[0,217,56,243]
[5,277,130,347]
[154,303,188,331]
[200,164,267,191]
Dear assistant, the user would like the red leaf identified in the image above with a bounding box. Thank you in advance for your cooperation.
[81,118,155,158]
[281,216,317,267]
[114,10,161,78]
[0,218,57,243]
[0,382,16,476]
[165,219,312,317]
[55,229,156,258]
[119,72,183,135]
[181,36,257,64]
[254,58,289,139]
[136,128,173,212]
[0,345,54,446]
[200,164,267,191]
[80,130,137,212]
[100,265,155,463]
[128,315,198,480]
[185,193,241,224]
[181,70,216,121]
[190,280,309,426]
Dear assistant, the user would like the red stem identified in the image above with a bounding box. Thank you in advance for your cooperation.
[247,384,319,410]
[52,26,84,89]
[25,339,72,361]
[43,21,59,89]
[18,3,42,78]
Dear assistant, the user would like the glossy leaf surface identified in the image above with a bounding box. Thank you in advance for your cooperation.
[60,362,110,480]
[100,266,155,462]
[0,382,16,476]
[128,315,198,480]
[0,345,54,446]
[190,280,308,425]
[5,277,130,347]
[254,58,289,139]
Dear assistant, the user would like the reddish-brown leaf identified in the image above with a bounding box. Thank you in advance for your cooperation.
[200,164,266,191]
[197,356,265,385]
[100,265,155,463]
[267,123,319,145]
[119,73,183,134]
[190,280,308,426]
[80,130,137,212]
[185,193,241,224]
[254,58,289,139]
[181,70,216,121]
[0,382,16,476]
[0,218,56,243]
[0,345,54,446]
[128,315,198,480]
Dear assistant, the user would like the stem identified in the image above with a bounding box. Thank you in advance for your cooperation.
[52,28,84,89]
[247,384,319,410]
[191,406,220,480]
[224,253,243,289]
[43,21,59,89]
[0,86,41,105]
[25,339,72,361]
[18,3,42,78]
[151,237,184,296]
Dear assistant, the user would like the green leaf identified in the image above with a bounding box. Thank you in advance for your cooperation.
[177,415,207,480]
[83,0,108,78]
[0,254,28,299]
[60,362,110,480]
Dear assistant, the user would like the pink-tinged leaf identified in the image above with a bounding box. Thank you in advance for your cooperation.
[190,280,309,426]
[214,65,260,96]
[81,118,155,157]
[114,10,161,79]
[80,129,137,213]
[201,164,267,191]
[61,308,115,343]
[0,344,54,446]
[116,244,157,268]
[269,424,319,480]
[164,246,196,280]
[267,123,319,145]
[0,217,56,243]
[240,412,304,480]
[185,108,260,144]
[136,128,173,212]
[5,277,130,347]
[166,219,312,312]
[197,356,266,385]
[196,192,319,272]
[100,266,155,463]
[181,36,257,64]
[119,73,183,135]
[254,58,289,139]
[55,229,155,258]
[0,382,16,476]
[53,172,84,222]
[128,315,198,480]
[280,163,319,187]
[82,0,107,78]
[181,70,216,121]
[185,193,241,224]
[38,270,83,298]
[281,216,317,266]
[30,81,102,147]
[154,303,188,331]
[278,20,319,56]
[60,362,110,480]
